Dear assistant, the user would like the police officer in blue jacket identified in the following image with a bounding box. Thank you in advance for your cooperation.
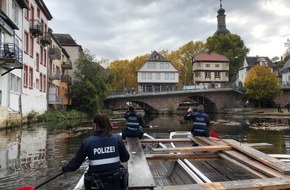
[122,105,151,140]
[62,114,130,190]
[184,104,210,137]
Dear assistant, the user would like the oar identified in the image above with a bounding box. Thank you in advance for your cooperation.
[210,130,220,139]
[16,171,64,190]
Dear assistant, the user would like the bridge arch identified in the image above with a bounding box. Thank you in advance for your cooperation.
[127,100,158,114]
[177,95,218,113]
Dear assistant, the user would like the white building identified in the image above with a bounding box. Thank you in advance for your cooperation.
[0,0,29,126]
[281,58,290,86]
[237,56,278,86]
[21,0,52,116]
[137,50,179,93]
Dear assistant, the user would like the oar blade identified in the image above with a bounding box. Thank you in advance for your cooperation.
[16,186,35,190]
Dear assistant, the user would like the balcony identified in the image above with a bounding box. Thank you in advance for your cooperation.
[40,32,52,46]
[48,87,62,105]
[61,59,72,70]
[29,19,43,37]
[61,75,73,84]
[49,69,61,81]
[0,43,23,75]
[48,47,61,60]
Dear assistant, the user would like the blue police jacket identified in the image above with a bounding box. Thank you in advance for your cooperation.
[184,111,210,130]
[62,134,130,174]
[124,111,145,131]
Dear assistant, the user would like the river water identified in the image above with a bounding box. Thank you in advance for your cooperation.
[1,114,290,190]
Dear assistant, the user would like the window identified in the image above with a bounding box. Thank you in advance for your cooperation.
[215,72,220,78]
[43,49,46,66]
[40,46,43,65]
[10,74,21,93]
[24,31,29,54]
[147,73,152,79]
[36,78,39,89]
[147,63,151,68]
[30,35,34,57]
[37,8,40,18]
[151,62,156,69]
[23,65,28,88]
[141,73,146,79]
[170,73,175,80]
[29,67,33,89]
[195,72,201,77]
[12,1,19,25]
[165,63,169,69]
[165,73,169,80]
[205,72,211,79]
[36,53,39,71]
[197,63,201,67]
[215,64,220,68]
[43,75,46,92]
[206,64,210,68]
[156,73,160,80]
[39,73,42,91]
[160,63,164,69]
[25,0,29,19]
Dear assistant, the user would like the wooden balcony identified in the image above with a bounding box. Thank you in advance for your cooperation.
[29,19,43,37]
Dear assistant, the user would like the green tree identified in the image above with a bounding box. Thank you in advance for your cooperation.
[69,50,113,116]
[244,65,281,107]
[206,34,249,83]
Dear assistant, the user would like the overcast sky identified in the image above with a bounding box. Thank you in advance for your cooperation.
[44,0,290,62]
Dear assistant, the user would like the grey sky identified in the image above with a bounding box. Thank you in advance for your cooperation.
[45,0,290,61]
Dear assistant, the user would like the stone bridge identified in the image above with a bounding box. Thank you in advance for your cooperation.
[104,87,290,114]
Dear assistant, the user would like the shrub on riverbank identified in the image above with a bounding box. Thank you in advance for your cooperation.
[37,110,87,122]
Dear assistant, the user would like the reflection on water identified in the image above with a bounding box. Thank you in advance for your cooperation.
[0,114,290,189]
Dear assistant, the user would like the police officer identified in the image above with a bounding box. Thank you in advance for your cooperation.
[62,114,130,190]
[122,105,151,139]
[184,104,210,137]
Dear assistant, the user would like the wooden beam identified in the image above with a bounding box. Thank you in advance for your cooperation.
[155,176,290,190]
[152,145,232,153]
[126,137,156,189]
[146,153,219,161]
[139,138,194,144]
[224,139,290,175]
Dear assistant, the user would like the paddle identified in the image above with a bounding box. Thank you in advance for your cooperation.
[210,130,220,139]
[16,171,64,190]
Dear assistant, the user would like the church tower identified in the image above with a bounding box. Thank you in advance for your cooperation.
[213,0,230,36]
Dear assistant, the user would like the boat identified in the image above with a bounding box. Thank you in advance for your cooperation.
[74,132,290,189]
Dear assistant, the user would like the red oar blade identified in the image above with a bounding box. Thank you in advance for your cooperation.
[210,130,220,139]
[16,186,35,190]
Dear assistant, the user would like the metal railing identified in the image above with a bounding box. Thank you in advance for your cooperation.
[0,43,23,62]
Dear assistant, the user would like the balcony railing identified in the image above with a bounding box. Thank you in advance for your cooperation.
[48,47,61,60]
[61,59,73,70]
[49,69,61,81]
[29,19,43,37]
[0,43,23,69]
[61,75,73,84]
[40,32,52,46]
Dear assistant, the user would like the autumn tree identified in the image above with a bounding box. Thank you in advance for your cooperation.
[206,33,249,83]
[244,65,281,107]
[68,50,113,116]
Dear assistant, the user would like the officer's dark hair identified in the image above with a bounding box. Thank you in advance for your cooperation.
[93,114,112,136]
[128,105,135,111]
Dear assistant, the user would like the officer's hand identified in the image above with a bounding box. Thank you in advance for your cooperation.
[187,108,192,112]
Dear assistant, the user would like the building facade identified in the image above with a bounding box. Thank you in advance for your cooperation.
[281,58,290,86]
[238,56,278,86]
[137,50,179,93]
[0,0,29,126]
[21,0,52,116]
[192,52,230,89]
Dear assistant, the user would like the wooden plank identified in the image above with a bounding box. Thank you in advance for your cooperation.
[146,153,219,161]
[224,139,290,175]
[126,137,156,189]
[152,145,232,153]
[140,138,194,143]
[155,176,290,190]
[245,142,273,149]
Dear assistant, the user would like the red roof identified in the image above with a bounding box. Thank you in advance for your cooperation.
[193,52,229,62]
